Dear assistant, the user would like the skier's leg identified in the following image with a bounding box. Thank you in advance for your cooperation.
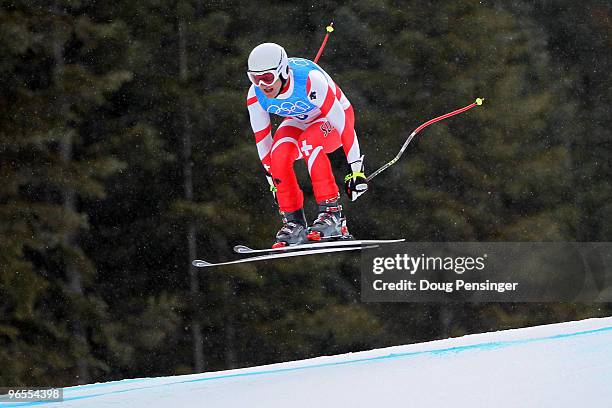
[269,120,309,246]
[299,119,350,240]
[299,118,341,203]
[270,122,305,213]
[300,105,357,202]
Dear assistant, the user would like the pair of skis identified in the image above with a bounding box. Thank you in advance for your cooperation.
[192,238,405,268]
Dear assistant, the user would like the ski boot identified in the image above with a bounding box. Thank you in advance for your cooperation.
[273,208,308,248]
[306,196,352,241]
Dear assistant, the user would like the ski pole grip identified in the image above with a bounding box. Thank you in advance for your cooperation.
[314,22,334,64]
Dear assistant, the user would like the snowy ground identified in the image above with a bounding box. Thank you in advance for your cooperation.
[3,317,612,407]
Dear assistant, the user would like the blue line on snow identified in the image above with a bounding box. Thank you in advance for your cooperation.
[3,324,612,407]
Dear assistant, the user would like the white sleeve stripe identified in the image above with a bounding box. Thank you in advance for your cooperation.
[326,101,346,135]
[338,92,350,109]
[248,104,270,132]
[308,70,331,103]
[256,133,273,160]
[346,130,361,163]
[321,70,335,88]
[247,85,271,133]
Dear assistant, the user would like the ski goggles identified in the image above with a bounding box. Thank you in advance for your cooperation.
[247,69,280,87]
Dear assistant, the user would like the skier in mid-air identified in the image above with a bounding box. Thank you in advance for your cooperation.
[246,43,368,248]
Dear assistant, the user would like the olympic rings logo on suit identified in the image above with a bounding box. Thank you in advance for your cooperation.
[267,100,313,116]
[289,58,311,66]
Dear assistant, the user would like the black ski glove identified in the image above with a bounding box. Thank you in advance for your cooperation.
[344,156,368,201]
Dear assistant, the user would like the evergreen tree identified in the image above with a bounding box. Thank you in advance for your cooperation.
[0,1,132,385]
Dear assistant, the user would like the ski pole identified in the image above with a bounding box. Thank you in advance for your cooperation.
[367,98,485,182]
[314,22,334,63]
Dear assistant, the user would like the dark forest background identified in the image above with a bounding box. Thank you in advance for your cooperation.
[1,0,611,386]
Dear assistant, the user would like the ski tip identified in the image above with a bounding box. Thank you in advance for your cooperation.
[233,245,254,254]
[192,260,212,268]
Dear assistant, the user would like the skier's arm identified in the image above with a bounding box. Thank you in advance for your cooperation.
[246,86,276,195]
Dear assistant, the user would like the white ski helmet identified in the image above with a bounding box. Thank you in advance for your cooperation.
[247,43,289,85]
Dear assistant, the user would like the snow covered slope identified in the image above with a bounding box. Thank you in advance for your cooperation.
[4,317,612,408]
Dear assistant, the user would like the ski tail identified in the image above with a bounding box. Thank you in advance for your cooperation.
[234,245,255,254]
[193,260,212,268]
